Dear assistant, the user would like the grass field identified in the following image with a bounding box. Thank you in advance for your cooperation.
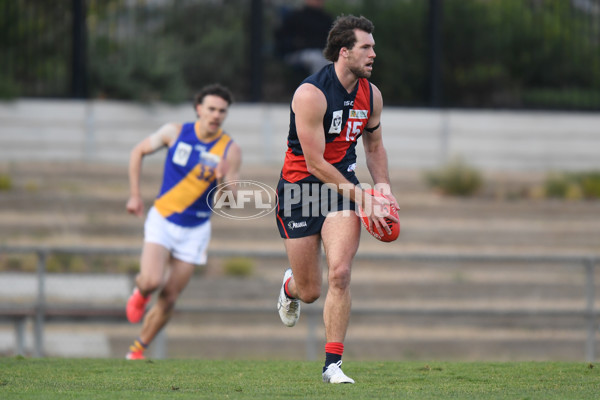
[1,358,599,399]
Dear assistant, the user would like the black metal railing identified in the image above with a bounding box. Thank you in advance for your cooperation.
[0,245,598,361]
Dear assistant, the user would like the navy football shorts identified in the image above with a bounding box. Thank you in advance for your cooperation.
[275,176,359,239]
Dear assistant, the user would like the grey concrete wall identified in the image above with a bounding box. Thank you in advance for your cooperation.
[1,99,599,171]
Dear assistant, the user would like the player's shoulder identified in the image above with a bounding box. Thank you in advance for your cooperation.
[226,140,242,157]
[161,122,183,134]
[221,130,236,144]
[367,81,383,109]
[150,122,182,148]
[165,122,183,133]
[368,81,382,98]
[292,83,327,111]
[294,82,325,99]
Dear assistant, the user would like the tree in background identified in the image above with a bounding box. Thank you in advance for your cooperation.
[2,0,599,109]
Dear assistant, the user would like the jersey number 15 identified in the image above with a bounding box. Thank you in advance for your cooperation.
[346,121,362,141]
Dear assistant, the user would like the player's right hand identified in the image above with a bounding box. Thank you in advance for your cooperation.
[126,196,144,217]
[361,191,397,236]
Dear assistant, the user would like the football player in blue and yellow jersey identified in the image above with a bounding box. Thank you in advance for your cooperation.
[124,84,242,360]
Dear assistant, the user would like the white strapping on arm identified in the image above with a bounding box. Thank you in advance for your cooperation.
[148,123,180,151]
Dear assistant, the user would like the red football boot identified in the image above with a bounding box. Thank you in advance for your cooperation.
[126,288,150,323]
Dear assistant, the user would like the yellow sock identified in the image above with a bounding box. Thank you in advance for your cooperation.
[129,338,147,353]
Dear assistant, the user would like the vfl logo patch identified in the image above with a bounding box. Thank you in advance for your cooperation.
[173,142,192,166]
[349,110,368,119]
[328,110,343,134]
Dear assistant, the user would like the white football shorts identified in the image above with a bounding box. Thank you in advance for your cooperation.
[144,206,211,265]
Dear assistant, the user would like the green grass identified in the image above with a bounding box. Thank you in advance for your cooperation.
[0,358,598,399]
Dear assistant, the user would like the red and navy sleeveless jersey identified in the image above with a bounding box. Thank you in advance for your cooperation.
[281,64,373,183]
[154,122,233,227]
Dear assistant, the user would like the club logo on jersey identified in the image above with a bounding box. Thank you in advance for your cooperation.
[349,110,368,119]
[173,142,192,166]
[328,110,343,134]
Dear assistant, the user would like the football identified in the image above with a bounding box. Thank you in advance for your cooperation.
[357,189,400,242]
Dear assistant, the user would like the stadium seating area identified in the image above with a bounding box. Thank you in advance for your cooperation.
[1,162,599,360]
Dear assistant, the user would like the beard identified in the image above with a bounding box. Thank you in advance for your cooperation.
[349,64,372,79]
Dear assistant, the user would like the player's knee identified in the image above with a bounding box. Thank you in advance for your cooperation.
[295,283,321,303]
[298,288,320,304]
[136,275,162,293]
[329,266,351,290]
[158,290,179,310]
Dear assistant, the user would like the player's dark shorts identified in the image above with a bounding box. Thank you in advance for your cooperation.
[276,176,359,239]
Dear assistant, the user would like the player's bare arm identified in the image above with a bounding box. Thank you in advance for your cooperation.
[363,85,397,202]
[294,83,394,233]
[126,123,181,217]
[361,84,399,234]
[215,141,242,199]
[293,83,360,199]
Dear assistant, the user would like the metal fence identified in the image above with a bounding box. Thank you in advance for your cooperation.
[1,0,599,109]
[0,245,598,361]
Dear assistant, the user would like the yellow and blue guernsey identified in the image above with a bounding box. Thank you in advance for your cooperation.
[154,121,233,227]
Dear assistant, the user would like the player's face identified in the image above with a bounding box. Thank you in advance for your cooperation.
[196,95,229,135]
[347,29,376,79]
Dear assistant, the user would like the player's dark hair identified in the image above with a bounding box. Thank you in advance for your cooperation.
[323,15,374,62]
[194,83,233,108]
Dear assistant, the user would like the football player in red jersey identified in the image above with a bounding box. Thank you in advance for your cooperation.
[275,15,398,383]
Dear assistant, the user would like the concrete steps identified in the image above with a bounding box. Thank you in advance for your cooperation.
[1,162,599,360]
[2,162,599,254]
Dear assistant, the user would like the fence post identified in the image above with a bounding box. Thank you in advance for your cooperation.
[71,0,87,98]
[306,308,318,361]
[84,102,96,161]
[249,0,263,102]
[15,317,26,356]
[584,257,596,362]
[152,329,167,359]
[34,250,48,357]
[427,0,443,107]
[440,110,450,165]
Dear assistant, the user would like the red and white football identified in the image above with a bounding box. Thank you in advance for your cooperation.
[357,189,400,242]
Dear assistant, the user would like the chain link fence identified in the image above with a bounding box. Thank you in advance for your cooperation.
[1,0,600,109]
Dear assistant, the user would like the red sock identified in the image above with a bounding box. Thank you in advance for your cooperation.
[324,342,344,368]
[284,277,294,299]
[325,342,344,355]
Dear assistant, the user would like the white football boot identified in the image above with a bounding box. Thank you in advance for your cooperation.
[322,360,355,384]
[277,268,300,327]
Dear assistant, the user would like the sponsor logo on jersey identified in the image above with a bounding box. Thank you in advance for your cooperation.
[200,151,221,167]
[349,109,368,119]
